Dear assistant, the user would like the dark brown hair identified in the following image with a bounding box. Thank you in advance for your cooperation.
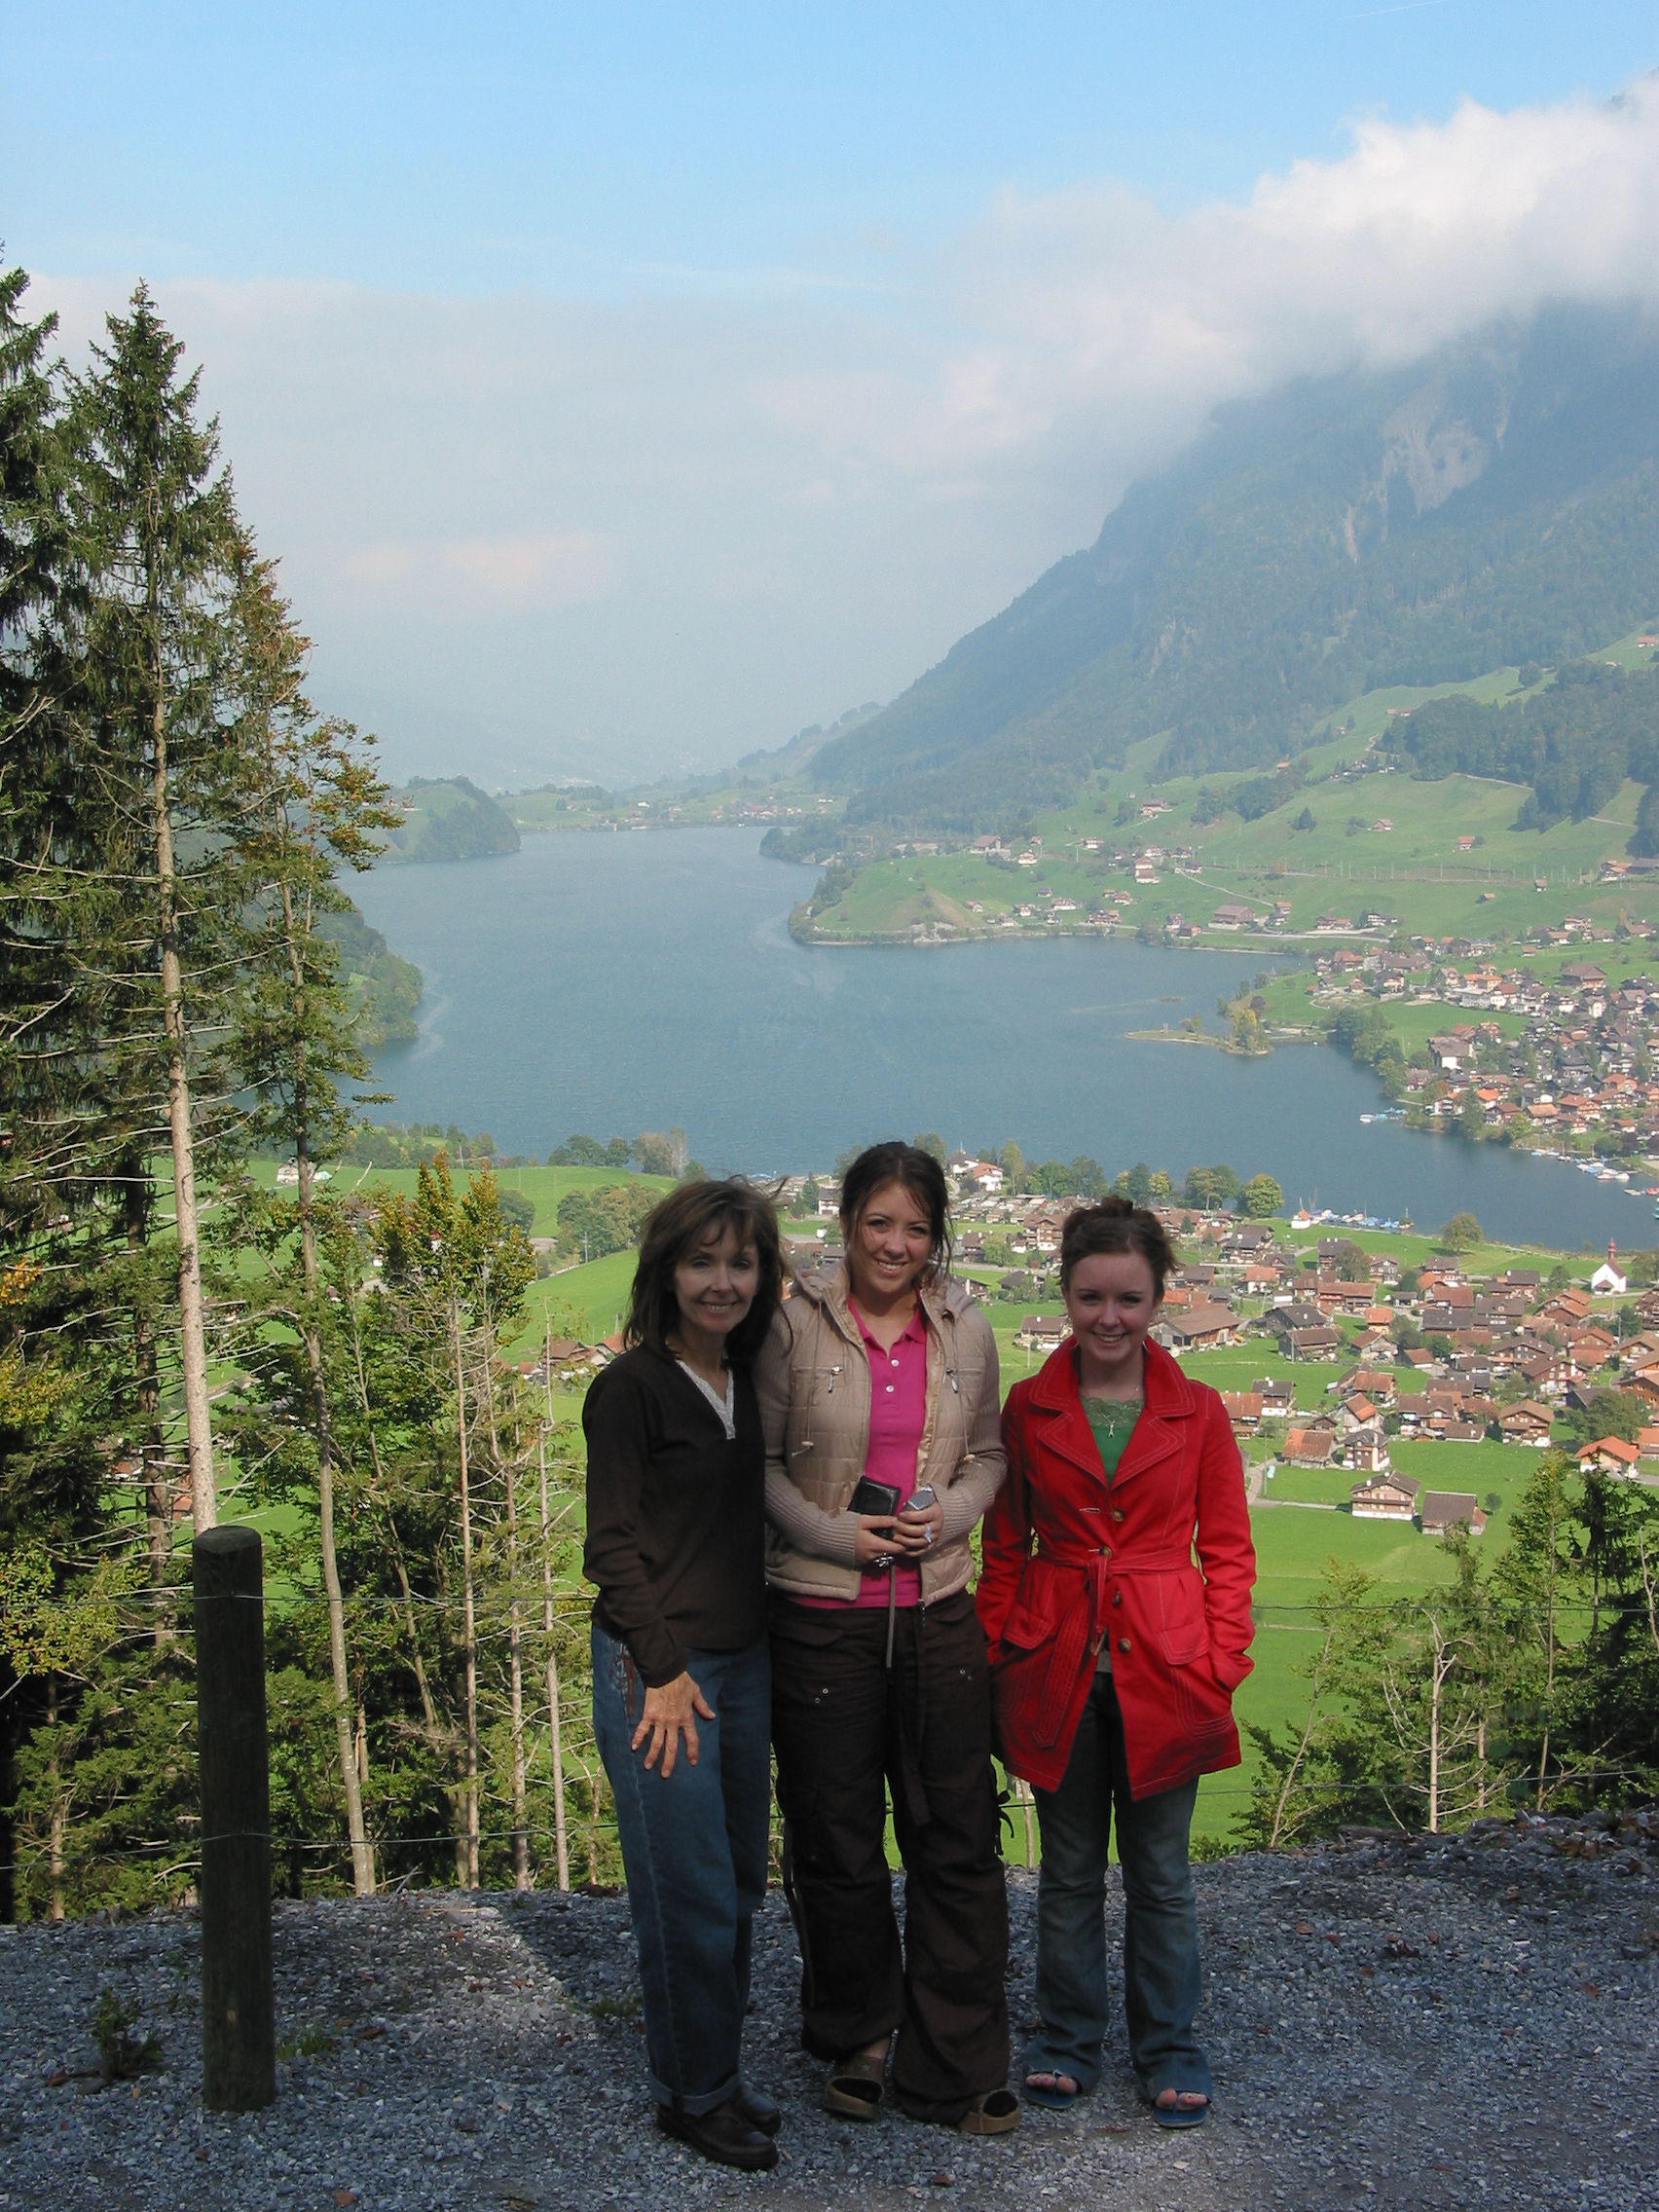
[625,1178,783,1362]
[838,1141,953,1278]
[1060,1196,1177,1296]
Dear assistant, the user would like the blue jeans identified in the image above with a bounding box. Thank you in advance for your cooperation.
[591,1622,772,2116]
[1027,1674,1210,2104]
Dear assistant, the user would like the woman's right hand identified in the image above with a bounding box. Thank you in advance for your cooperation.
[852,1514,907,1567]
[632,1670,715,1777]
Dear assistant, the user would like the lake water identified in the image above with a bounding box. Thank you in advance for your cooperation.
[353,829,1644,1254]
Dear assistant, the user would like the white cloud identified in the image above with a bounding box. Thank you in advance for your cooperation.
[28,76,1659,787]
[962,75,1659,450]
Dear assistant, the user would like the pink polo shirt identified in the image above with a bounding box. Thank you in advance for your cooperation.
[803,1300,928,1610]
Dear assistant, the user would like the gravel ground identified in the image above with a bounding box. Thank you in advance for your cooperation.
[2,1809,1656,2212]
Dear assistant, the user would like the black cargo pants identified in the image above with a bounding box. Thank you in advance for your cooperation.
[769,1587,1010,2123]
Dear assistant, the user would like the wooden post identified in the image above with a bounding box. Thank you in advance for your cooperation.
[195,1526,275,2112]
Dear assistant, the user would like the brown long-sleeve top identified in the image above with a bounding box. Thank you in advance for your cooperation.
[581,1345,767,1687]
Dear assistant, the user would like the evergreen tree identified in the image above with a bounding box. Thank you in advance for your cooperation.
[1,262,202,1918]
[1495,1452,1578,1808]
[66,286,261,1531]
[220,560,399,1893]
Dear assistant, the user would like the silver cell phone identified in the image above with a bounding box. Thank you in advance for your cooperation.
[904,1486,937,1514]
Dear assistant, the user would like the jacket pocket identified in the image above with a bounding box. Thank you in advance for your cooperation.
[1161,1624,1235,1747]
[1155,1619,1211,1669]
[992,1584,1087,1755]
[999,1596,1056,1652]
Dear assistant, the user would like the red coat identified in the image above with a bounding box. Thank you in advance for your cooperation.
[977,1339,1257,1799]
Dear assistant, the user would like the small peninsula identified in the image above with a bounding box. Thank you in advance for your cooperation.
[380,776,521,865]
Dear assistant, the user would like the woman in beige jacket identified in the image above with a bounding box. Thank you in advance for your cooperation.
[756,1141,1016,2135]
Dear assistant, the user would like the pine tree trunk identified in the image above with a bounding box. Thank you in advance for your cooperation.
[124,1160,172,1631]
[1537,1493,1559,1810]
[304,1207,374,1892]
[46,1676,64,1923]
[1476,1713,1487,1814]
[454,1298,480,1887]
[147,651,214,1530]
[481,1341,528,1890]
[283,875,373,1895]
[538,1419,571,1891]
[350,1309,466,1856]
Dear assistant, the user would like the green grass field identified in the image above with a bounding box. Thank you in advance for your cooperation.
[810,628,1659,952]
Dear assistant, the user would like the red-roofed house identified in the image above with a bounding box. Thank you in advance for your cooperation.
[1284,1425,1338,1465]
[1219,1391,1264,1435]
[1578,1436,1641,1477]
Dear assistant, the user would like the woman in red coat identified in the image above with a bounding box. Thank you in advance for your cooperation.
[977,1198,1256,2127]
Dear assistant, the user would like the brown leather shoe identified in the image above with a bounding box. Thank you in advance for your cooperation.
[656,2094,780,2172]
[732,2082,782,2137]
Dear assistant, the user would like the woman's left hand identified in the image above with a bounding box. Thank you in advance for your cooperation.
[892,1497,945,1554]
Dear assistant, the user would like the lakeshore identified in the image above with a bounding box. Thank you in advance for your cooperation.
[352,828,1651,1252]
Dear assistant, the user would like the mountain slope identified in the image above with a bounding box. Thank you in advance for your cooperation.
[814,305,1659,835]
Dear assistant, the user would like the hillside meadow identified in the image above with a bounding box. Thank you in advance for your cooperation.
[808,626,1659,952]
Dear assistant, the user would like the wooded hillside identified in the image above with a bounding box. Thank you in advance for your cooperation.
[811,306,1659,835]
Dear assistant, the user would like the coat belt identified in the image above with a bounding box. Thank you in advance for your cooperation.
[1027,1543,1196,1747]
[1034,1541,1194,1570]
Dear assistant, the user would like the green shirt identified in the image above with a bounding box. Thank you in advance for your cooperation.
[1080,1395,1142,1672]
[1082,1394,1143,1482]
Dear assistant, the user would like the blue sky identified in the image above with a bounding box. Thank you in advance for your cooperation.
[15,5,1658,292]
[9,6,1659,782]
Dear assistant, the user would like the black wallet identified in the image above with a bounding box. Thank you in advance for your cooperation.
[848,1476,903,1517]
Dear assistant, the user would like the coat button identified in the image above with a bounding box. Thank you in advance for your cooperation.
[1111,1509,1125,1523]
[1112,1590,1122,1606]
[1118,1638,1131,1653]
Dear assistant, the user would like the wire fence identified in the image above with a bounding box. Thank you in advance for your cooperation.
[12,1551,1654,1907]
[13,1586,1646,1622]
[11,1762,1656,1894]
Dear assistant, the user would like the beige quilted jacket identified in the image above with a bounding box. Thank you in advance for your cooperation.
[755,1260,1006,1604]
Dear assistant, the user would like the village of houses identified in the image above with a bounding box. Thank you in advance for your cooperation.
[521,1148,1659,1564]
[1006,836,1659,1164]
[959,1194,1656,1542]
[1298,930,1659,1157]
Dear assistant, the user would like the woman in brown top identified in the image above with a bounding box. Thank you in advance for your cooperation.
[584,1177,784,2172]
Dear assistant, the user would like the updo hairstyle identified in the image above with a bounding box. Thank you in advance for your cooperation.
[1059,1195,1176,1298]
